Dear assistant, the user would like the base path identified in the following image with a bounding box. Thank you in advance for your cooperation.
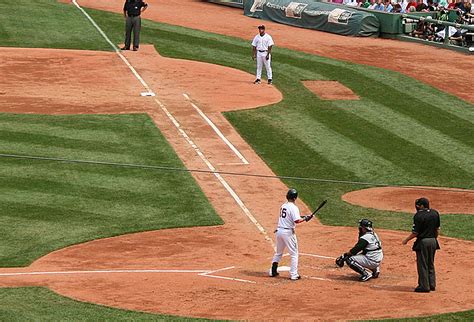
[1,45,474,320]
[75,0,474,104]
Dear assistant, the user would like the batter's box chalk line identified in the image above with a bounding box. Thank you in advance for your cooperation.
[0,267,256,284]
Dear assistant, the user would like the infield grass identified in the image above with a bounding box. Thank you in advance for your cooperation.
[1,0,473,320]
[0,287,217,321]
[0,113,222,267]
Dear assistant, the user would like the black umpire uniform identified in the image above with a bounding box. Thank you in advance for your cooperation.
[122,0,148,51]
[403,197,440,293]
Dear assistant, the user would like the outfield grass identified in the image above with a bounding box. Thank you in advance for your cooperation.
[0,113,222,267]
[0,0,473,320]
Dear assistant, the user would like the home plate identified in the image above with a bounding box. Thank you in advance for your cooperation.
[140,92,156,97]
[278,266,290,272]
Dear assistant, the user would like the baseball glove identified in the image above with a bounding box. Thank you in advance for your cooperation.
[335,254,346,267]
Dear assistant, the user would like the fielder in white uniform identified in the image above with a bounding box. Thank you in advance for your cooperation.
[335,219,384,282]
[252,25,274,85]
[270,188,313,280]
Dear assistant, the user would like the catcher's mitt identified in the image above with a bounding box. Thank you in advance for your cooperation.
[335,254,346,267]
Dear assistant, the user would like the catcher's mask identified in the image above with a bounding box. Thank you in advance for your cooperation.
[359,219,373,231]
[286,188,298,200]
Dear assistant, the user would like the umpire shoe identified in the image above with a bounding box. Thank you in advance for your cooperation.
[414,287,430,293]
[360,272,373,282]
[121,46,130,50]
[254,79,261,84]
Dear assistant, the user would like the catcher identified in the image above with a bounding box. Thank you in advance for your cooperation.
[335,219,383,282]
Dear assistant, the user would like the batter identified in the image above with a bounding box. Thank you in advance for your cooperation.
[269,188,314,280]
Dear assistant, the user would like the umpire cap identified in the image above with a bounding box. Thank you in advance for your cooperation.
[286,188,298,200]
[415,197,430,208]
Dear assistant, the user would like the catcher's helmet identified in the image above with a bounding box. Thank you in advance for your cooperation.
[286,188,298,200]
[359,219,373,230]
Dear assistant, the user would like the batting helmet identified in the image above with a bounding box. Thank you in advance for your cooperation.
[359,219,373,230]
[286,188,298,200]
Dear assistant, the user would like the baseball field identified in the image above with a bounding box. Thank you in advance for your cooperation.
[0,0,473,320]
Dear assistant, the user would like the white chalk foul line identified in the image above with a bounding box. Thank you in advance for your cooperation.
[183,93,249,165]
[0,269,209,277]
[71,0,154,95]
[199,266,256,284]
[73,0,274,250]
[300,252,335,260]
[280,253,334,260]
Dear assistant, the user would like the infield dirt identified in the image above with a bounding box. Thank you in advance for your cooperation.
[0,1,473,320]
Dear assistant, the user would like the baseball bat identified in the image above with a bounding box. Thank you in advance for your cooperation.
[310,199,327,216]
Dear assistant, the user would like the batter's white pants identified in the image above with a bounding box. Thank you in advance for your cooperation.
[272,229,299,279]
[256,53,272,80]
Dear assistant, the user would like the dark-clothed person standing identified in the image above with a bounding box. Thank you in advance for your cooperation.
[122,0,148,51]
[402,197,441,293]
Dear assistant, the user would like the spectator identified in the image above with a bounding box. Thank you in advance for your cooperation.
[368,0,377,9]
[375,0,386,10]
[400,0,410,12]
[416,0,429,11]
[407,0,418,11]
[427,0,436,11]
[454,0,465,12]
[447,0,457,9]
[392,2,403,12]
[362,0,372,7]
[438,0,449,8]
[385,0,394,11]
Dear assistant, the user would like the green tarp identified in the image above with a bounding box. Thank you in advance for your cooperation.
[244,0,379,37]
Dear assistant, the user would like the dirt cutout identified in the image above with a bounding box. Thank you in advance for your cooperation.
[343,187,474,215]
[303,80,360,100]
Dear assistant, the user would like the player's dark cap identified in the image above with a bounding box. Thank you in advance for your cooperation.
[286,188,298,200]
[258,25,266,30]
[359,219,373,229]
[415,197,430,208]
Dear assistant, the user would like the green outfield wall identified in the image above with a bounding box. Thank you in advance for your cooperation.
[244,0,379,36]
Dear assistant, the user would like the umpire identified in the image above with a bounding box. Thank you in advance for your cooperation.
[121,0,148,51]
[402,197,440,293]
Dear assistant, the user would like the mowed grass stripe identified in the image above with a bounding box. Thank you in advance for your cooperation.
[271,109,414,183]
[335,100,474,174]
[0,113,222,267]
[0,0,109,51]
[343,63,474,123]
[0,162,179,193]
[279,53,474,146]
[0,113,181,164]
[298,104,472,187]
[0,120,126,144]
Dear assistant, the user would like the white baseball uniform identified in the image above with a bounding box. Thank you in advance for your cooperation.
[271,201,302,279]
[251,32,274,81]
